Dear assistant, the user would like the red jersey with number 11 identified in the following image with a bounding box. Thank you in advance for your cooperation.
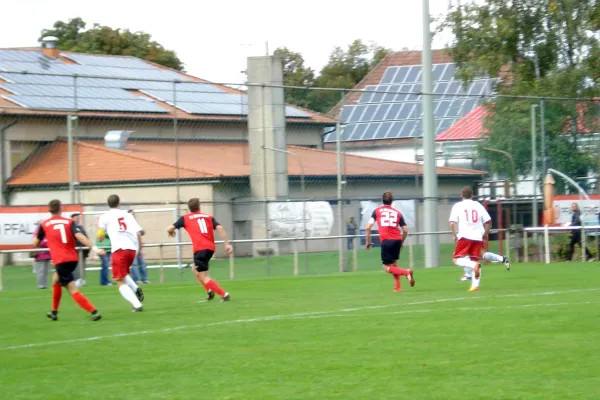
[174,212,220,253]
[371,205,406,241]
[36,216,81,264]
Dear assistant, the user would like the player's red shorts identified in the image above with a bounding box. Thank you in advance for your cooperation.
[111,249,137,280]
[453,238,483,260]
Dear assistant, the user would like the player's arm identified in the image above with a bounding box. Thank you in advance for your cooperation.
[72,224,105,256]
[167,217,185,237]
[213,218,233,255]
[365,211,376,250]
[449,205,459,242]
[32,226,45,248]
[399,215,408,244]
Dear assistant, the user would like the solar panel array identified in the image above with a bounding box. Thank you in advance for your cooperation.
[324,63,493,142]
[0,50,311,118]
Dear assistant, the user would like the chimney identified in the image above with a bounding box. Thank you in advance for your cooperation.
[40,36,59,59]
[104,131,133,151]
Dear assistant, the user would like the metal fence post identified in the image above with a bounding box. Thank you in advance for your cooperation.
[505,229,511,262]
[229,251,235,280]
[293,239,299,276]
[353,236,358,272]
[172,208,183,279]
[78,249,84,284]
[159,244,165,284]
[582,226,587,261]
[409,239,414,269]
[544,225,550,264]
[523,230,529,263]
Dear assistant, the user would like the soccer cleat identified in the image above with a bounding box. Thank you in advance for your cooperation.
[221,293,231,302]
[91,312,102,321]
[407,269,415,287]
[135,287,144,303]
[473,264,481,279]
[207,289,215,301]
[460,275,472,281]
[132,306,143,312]
[46,311,58,321]
[468,287,479,292]
[504,257,511,271]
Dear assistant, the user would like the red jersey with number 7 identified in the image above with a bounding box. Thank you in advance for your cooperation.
[371,206,407,242]
[36,216,81,264]
[173,212,220,253]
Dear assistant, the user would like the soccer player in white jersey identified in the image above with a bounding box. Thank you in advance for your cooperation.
[449,187,510,291]
[98,194,145,311]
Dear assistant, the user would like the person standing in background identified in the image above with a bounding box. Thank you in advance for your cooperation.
[566,203,594,261]
[96,228,112,286]
[346,217,358,250]
[71,213,89,287]
[32,225,52,289]
[128,210,150,284]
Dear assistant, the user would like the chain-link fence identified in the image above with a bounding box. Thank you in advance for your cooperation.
[0,61,599,291]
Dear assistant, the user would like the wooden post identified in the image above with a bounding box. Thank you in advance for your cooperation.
[159,245,165,284]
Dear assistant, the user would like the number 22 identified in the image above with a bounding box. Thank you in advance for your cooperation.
[380,210,398,227]
[464,209,479,223]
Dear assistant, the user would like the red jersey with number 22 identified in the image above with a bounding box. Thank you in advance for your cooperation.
[174,212,220,253]
[36,216,81,264]
[372,205,406,241]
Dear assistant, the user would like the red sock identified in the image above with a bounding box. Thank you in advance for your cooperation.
[388,266,410,276]
[206,280,226,297]
[196,275,209,292]
[393,275,401,291]
[72,292,96,313]
[52,284,62,311]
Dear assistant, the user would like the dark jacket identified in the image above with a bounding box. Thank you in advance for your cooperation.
[571,211,583,238]
[74,223,90,258]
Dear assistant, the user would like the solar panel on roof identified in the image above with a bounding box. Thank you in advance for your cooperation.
[0,83,140,100]
[64,54,153,70]
[172,101,309,118]
[380,67,398,84]
[2,95,169,113]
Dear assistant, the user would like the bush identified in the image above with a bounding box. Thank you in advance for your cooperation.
[551,234,599,261]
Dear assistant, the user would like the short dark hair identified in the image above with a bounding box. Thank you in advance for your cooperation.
[70,213,80,218]
[48,199,61,215]
[382,191,393,205]
[127,209,134,214]
[188,198,200,212]
[107,194,120,208]
[462,186,474,199]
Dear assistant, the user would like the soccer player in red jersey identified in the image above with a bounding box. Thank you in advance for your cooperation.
[33,200,104,321]
[167,198,233,302]
[365,191,415,292]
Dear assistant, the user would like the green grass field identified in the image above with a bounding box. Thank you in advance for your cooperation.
[1,252,599,400]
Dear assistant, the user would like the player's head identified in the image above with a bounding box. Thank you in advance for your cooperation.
[48,199,61,215]
[382,191,393,205]
[461,186,474,200]
[188,198,201,212]
[107,194,120,208]
[571,202,579,212]
[70,213,80,222]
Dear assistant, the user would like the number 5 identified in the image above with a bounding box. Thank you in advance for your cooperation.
[118,217,127,231]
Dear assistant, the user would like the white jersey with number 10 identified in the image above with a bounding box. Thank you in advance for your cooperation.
[98,208,143,253]
[449,199,491,241]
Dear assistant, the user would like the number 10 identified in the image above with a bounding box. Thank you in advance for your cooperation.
[464,209,479,223]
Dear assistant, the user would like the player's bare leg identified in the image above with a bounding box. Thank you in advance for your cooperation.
[197,271,229,302]
[193,269,215,301]
[482,252,510,271]
[116,278,143,311]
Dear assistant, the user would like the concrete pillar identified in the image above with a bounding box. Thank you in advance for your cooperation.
[246,56,289,256]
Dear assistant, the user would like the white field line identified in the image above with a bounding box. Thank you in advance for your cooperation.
[0,289,597,352]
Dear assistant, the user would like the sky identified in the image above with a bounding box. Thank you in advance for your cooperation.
[1,0,456,84]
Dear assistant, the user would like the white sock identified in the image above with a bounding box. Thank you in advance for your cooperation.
[119,285,142,308]
[456,257,477,269]
[464,266,472,277]
[483,252,504,263]
[471,268,481,288]
[125,275,139,291]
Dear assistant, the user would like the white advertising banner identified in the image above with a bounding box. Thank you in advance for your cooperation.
[552,196,600,225]
[359,200,417,229]
[268,201,334,238]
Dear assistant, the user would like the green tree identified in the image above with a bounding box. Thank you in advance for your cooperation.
[40,18,184,71]
[273,47,315,109]
[274,40,391,113]
[443,0,600,180]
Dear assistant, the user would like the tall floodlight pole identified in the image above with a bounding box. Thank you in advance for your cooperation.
[422,0,439,268]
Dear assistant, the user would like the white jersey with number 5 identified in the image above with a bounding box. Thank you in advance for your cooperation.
[98,208,143,253]
[449,199,491,241]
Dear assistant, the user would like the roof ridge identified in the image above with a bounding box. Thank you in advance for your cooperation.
[287,145,484,174]
[75,141,217,177]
